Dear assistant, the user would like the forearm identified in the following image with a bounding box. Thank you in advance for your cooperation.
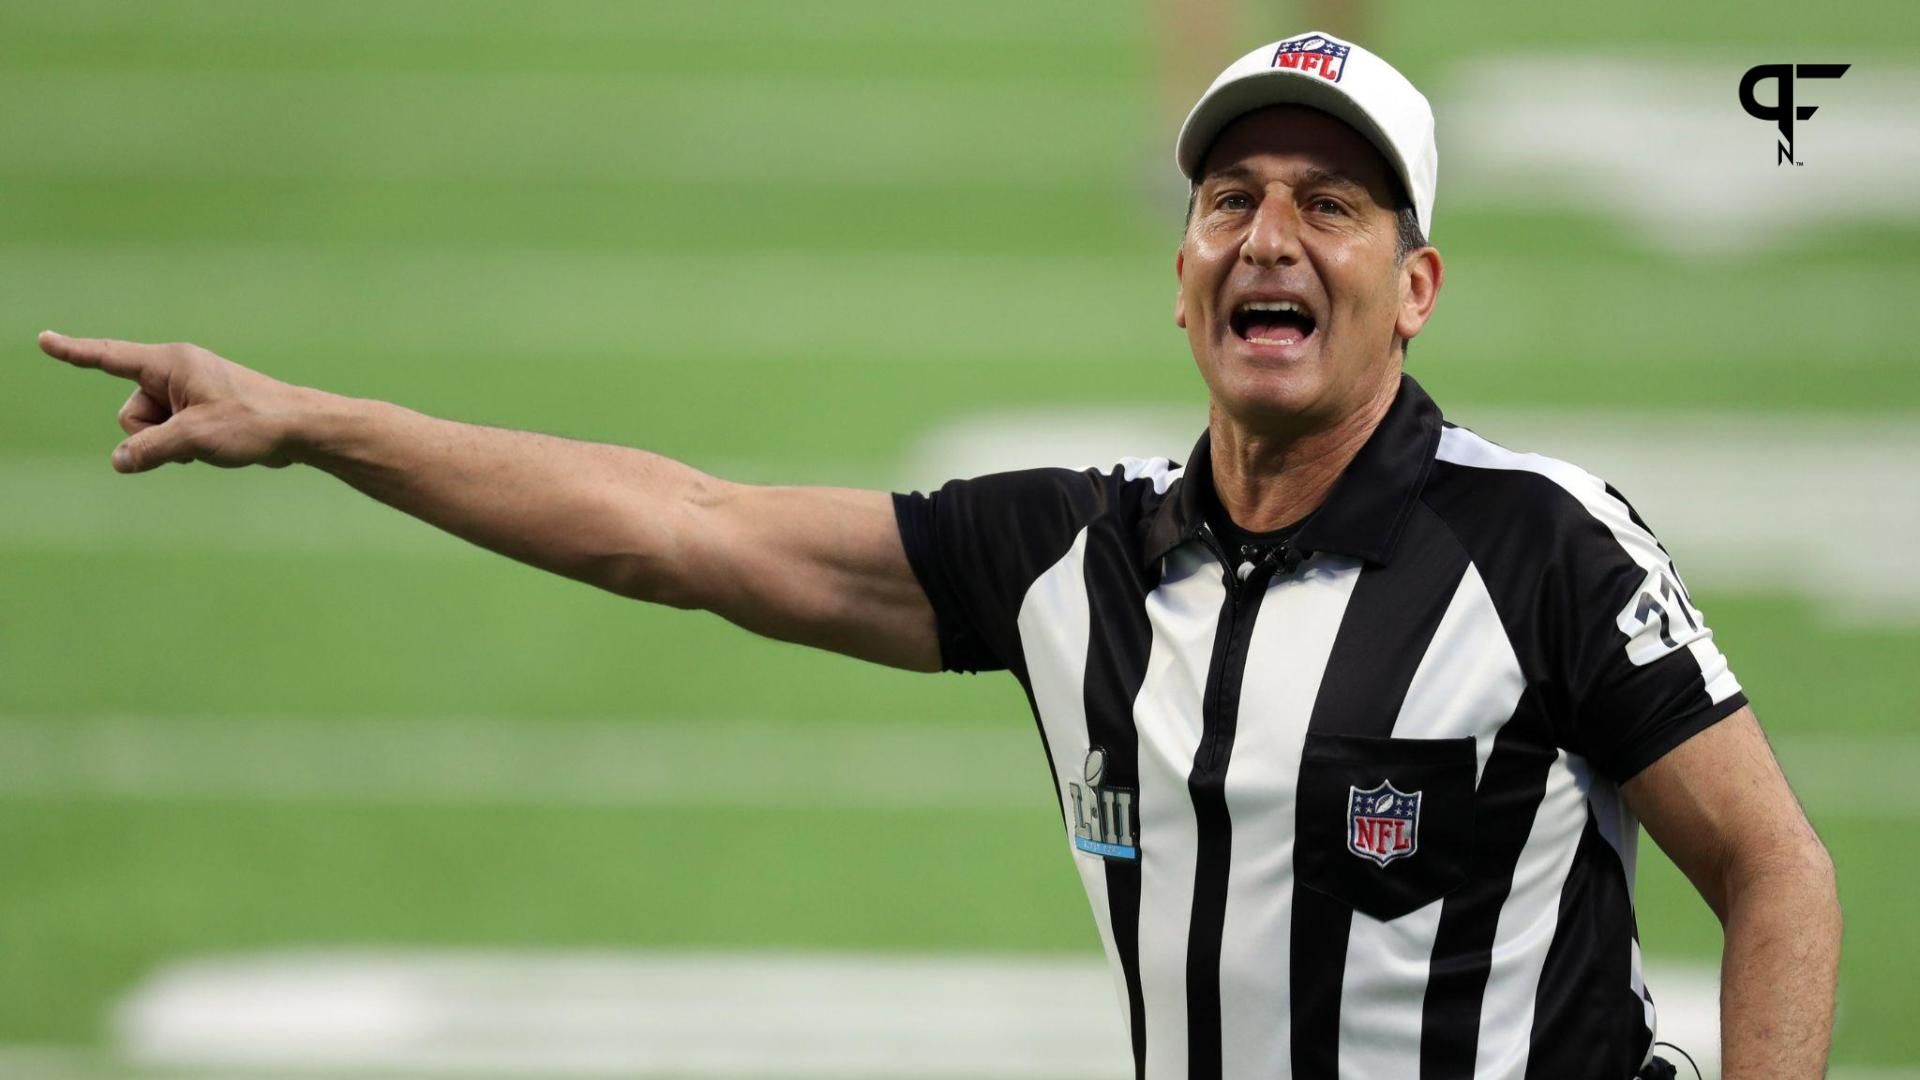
[1717,843,1841,1079]
[287,388,717,601]
[38,331,940,667]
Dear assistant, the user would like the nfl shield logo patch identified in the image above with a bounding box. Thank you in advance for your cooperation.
[1347,781,1420,867]
[1272,34,1351,83]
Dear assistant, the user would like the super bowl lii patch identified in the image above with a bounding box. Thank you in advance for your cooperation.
[1069,748,1138,861]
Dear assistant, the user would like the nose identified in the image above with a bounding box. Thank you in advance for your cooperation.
[1241,193,1304,269]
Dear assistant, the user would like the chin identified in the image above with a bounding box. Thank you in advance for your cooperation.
[1202,336,1398,433]
[1212,368,1336,430]
[1205,345,1328,409]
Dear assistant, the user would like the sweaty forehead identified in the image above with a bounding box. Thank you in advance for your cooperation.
[1196,105,1399,206]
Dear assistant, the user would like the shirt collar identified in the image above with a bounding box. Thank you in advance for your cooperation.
[1140,373,1444,568]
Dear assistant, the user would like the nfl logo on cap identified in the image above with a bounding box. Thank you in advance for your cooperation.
[1174,30,1439,239]
[1272,34,1350,83]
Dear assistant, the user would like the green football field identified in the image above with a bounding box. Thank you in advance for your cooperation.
[2,0,1916,1073]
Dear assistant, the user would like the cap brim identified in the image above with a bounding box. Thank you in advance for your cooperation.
[1176,69,1414,210]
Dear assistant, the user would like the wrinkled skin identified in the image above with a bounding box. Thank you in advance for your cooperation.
[1176,104,1441,441]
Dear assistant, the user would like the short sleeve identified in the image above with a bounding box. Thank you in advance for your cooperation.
[1554,484,1747,782]
[893,465,1132,675]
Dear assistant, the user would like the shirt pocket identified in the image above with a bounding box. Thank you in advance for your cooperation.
[1294,732,1477,922]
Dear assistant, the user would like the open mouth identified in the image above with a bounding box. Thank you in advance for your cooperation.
[1230,300,1317,347]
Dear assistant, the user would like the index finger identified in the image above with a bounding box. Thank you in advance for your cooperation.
[38,331,165,382]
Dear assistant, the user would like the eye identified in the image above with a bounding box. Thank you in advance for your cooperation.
[1215,192,1253,212]
[1310,196,1346,215]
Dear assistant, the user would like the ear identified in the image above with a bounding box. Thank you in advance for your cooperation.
[1394,245,1443,343]
[1174,248,1188,329]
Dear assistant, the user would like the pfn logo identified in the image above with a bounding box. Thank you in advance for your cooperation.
[1272,35,1350,84]
[1739,64,1849,165]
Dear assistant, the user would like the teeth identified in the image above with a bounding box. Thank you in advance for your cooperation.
[1237,299,1308,316]
[1235,298,1313,346]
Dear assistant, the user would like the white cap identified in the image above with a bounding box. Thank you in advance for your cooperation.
[1175,32,1437,237]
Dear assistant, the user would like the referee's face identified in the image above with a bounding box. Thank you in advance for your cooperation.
[1176,106,1419,433]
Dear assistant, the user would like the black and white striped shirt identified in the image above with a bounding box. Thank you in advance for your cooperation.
[893,374,1744,1080]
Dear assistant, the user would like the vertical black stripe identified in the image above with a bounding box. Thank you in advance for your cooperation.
[1184,554,1267,1080]
[1422,460,1671,1076]
[1014,679,1067,833]
[1079,520,1159,1079]
[1417,690,1557,1077]
[1418,465,1567,1078]
[1634,924,1656,1056]
[1523,813,1646,1080]
[1290,507,1470,1080]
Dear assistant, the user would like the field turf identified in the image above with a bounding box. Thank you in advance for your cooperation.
[1,0,1916,1070]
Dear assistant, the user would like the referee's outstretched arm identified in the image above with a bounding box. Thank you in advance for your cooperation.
[36,331,945,673]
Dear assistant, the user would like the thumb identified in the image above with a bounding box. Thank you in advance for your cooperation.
[112,414,201,474]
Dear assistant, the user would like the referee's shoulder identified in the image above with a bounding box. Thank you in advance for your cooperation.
[940,454,1179,495]
[916,453,1180,539]
[1100,454,1185,498]
[1062,453,1185,530]
[1419,419,1658,565]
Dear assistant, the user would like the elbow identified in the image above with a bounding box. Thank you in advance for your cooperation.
[595,478,729,610]
[1786,833,1844,956]
[1725,824,1841,932]
[598,553,693,608]
[1791,819,1841,917]
[1808,832,1842,925]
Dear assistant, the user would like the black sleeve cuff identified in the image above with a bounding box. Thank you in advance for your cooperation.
[891,490,999,674]
[1606,690,1750,783]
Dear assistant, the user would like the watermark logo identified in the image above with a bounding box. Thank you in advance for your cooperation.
[1739,64,1850,165]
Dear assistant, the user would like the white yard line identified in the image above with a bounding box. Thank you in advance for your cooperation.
[7,1049,1914,1080]
[0,715,1909,820]
[1443,56,1920,255]
[0,716,1051,812]
[1,951,1912,1079]
[6,407,1920,574]
[109,950,1136,1079]
[101,951,1716,1079]
[904,408,1920,625]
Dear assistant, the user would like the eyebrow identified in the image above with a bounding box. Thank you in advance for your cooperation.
[1198,163,1372,200]
[1297,166,1369,197]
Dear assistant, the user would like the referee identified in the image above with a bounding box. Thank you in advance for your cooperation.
[39,30,1837,1080]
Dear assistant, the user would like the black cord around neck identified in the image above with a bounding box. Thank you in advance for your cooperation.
[1653,1041,1703,1080]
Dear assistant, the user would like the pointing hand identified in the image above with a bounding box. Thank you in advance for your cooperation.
[38,332,312,473]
